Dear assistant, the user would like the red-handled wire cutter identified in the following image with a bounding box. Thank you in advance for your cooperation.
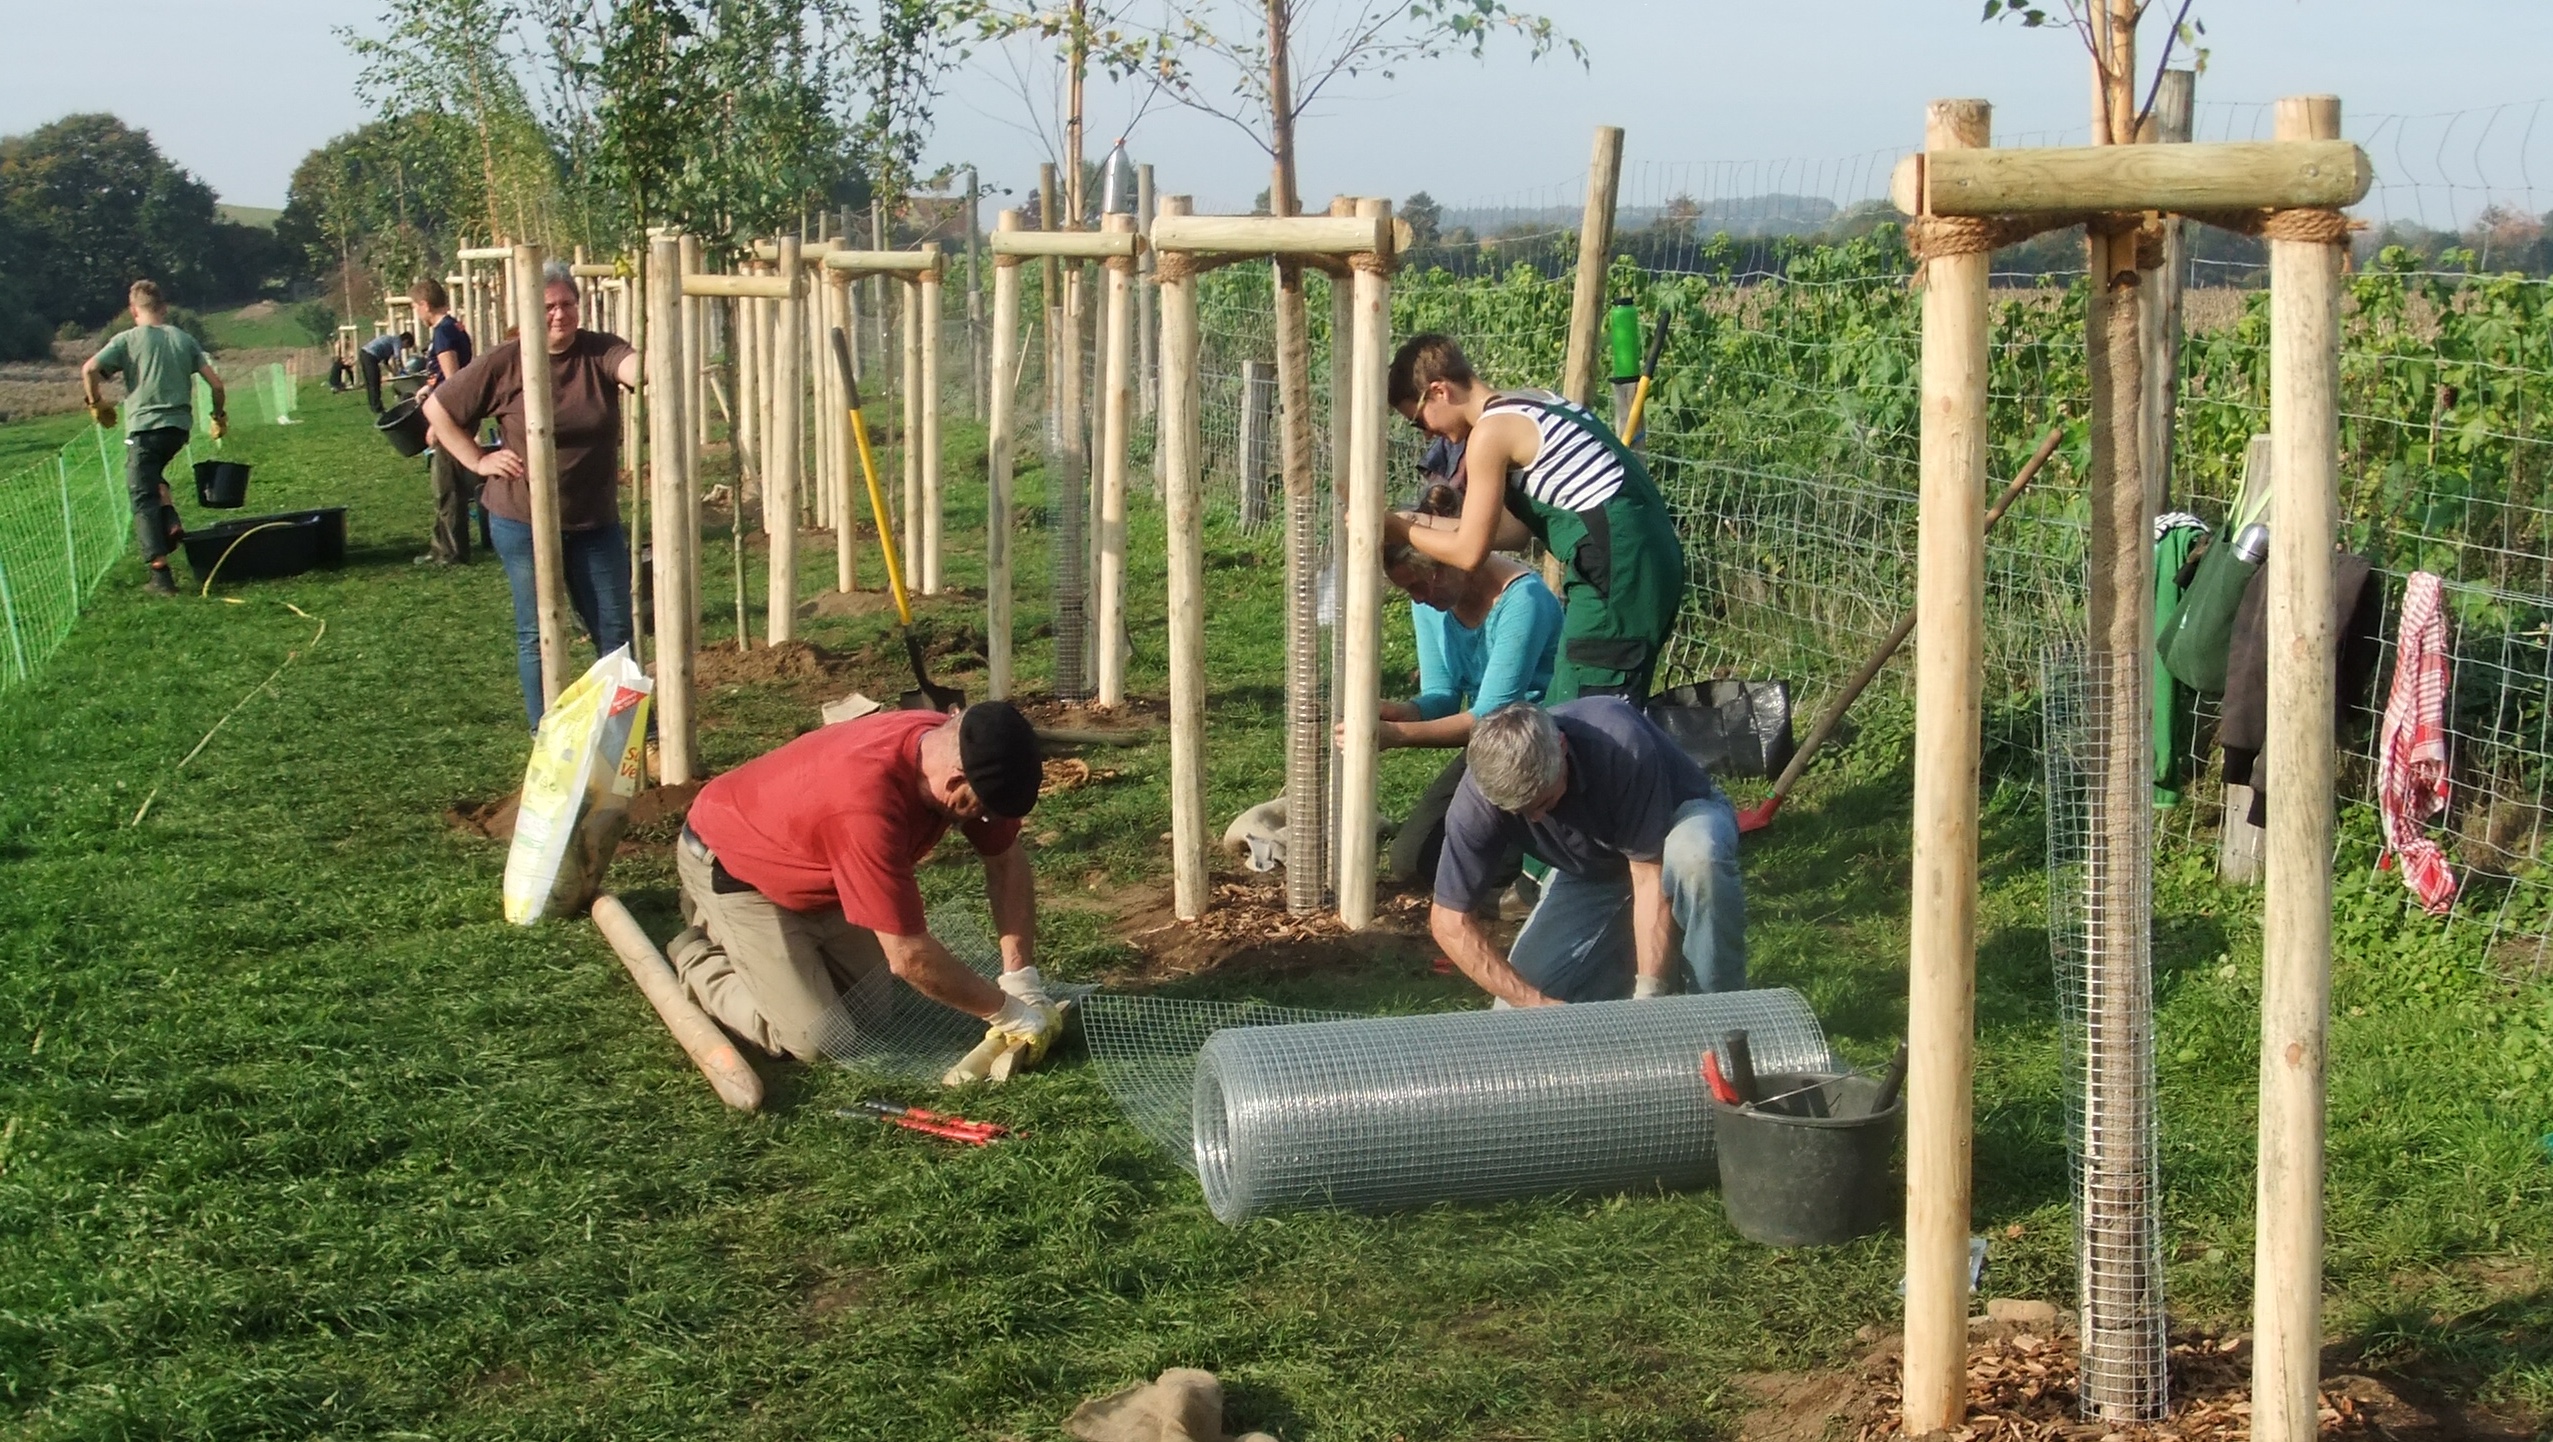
[843,1099,1012,1145]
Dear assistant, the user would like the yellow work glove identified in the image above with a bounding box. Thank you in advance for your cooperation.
[89,402,116,428]
[941,998,1063,1087]
[208,413,228,441]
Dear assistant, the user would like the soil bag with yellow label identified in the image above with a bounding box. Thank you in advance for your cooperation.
[503,646,653,924]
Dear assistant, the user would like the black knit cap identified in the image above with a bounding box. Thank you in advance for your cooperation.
[957,700,1042,818]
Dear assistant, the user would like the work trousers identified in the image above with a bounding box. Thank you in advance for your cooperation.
[125,426,189,564]
[427,448,476,563]
[671,831,891,1062]
[359,351,386,413]
[1507,791,1746,1003]
[487,513,633,730]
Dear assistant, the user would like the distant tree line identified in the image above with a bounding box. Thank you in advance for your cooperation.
[0,115,298,361]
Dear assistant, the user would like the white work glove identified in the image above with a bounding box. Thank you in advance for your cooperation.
[942,993,1062,1086]
[1633,974,1673,1000]
[998,965,1052,1007]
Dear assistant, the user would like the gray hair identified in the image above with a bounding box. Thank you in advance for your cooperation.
[541,260,576,290]
[1468,702,1564,812]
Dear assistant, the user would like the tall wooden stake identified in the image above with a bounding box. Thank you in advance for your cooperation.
[1903,98,1991,1439]
[920,247,945,595]
[1040,162,1063,454]
[1157,197,1209,920]
[901,275,924,588]
[512,244,571,707]
[830,269,858,593]
[1137,163,1158,423]
[988,212,1024,698]
[647,235,697,783]
[680,233,705,461]
[767,236,802,644]
[2141,69,2195,511]
[1095,213,1136,705]
[1560,126,1626,406]
[966,166,985,421]
[1336,199,1393,929]
[2254,92,2344,1442]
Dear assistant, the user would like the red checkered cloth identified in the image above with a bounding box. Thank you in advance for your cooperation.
[2377,571,2458,914]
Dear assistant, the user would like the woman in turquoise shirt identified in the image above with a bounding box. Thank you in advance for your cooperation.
[1347,537,1561,886]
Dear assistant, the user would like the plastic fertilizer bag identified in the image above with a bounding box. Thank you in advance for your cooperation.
[503,646,653,924]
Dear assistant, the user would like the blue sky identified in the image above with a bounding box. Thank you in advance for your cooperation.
[6,0,2546,234]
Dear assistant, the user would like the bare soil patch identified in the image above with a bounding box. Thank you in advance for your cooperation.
[446,779,704,852]
[1096,872,1442,988]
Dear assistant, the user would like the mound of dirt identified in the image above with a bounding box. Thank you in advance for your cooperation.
[1100,873,1437,987]
[446,780,704,850]
[693,640,839,687]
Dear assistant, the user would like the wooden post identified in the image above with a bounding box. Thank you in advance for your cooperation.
[1902,99,1991,1439]
[1336,199,1393,929]
[623,270,648,672]
[830,269,858,593]
[680,233,706,461]
[511,245,572,708]
[1240,358,1275,529]
[1040,162,1063,454]
[738,273,761,507]
[1560,126,1626,407]
[1137,163,1157,423]
[1096,214,1136,706]
[647,236,698,784]
[966,167,985,421]
[2253,93,2344,1442]
[901,273,924,589]
[2141,69,2196,512]
[767,237,802,644]
[1157,197,1209,919]
[919,247,945,595]
[871,199,891,387]
[1327,196,1357,892]
[988,212,1024,699]
[1054,223,1091,703]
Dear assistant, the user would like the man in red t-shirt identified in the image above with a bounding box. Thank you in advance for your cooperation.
[670,701,1061,1081]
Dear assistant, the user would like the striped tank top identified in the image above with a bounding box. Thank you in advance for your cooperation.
[1483,389,1625,514]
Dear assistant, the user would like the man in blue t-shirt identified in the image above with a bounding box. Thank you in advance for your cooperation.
[1431,698,1745,1005]
[410,278,477,565]
[358,329,411,413]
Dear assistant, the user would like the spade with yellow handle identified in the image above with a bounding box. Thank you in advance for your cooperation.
[830,326,963,714]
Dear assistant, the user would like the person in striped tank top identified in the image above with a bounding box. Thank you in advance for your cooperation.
[1385,334,1687,704]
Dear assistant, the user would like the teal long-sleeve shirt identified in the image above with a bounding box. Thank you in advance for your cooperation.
[1410,570,1563,721]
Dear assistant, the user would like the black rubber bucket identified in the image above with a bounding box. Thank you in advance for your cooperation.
[376,397,431,458]
[193,459,252,509]
[179,508,348,586]
[1714,1072,1901,1247]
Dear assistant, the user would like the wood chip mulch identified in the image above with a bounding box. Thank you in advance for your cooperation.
[1856,1331,2371,1442]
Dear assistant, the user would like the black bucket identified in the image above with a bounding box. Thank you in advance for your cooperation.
[179,508,348,586]
[1714,1072,1901,1247]
[376,397,431,458]
[194,459,252,509]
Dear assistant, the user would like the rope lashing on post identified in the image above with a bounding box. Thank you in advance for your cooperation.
[1346,247,1399,278]
[1149,250,1196,284]
[1906,202,2353,287]
[2179,206,2359,245]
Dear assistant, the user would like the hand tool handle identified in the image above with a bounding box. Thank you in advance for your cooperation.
[1720,1029,1761,1104]
[1621,310,1675,443]
[1870,1041,1911,1115]
[1701,1048,1743,1106]
[1754,423,2065,813]
[829,327,915,627]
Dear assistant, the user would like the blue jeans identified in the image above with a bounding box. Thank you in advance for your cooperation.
[1507,792,1747,1002]
[488,513,633,729]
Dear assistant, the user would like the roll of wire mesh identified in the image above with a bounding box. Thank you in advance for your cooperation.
[1189,989,1832,1224]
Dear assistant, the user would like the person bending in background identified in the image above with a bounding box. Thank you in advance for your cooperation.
[1387,333,1686,706]
[358,329,412,413]
[1339,534,1559,891]
[671,703,1065,1084]
[1430,700,1744,1007]
[81,280,224,597]
[421,261,639,730]
[410,278,478,566]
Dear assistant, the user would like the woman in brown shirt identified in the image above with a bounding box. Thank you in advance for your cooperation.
[423,262,642,728]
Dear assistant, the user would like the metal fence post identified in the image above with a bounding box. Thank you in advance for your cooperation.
[59,454,78,594]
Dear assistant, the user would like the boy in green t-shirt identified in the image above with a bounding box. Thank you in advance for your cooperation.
[83,280,227,595]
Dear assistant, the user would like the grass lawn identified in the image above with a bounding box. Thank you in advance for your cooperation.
[199,305,326,355]
[0,383,2546,1438]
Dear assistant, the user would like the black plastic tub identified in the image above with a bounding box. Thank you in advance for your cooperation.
[179,508,348,585]
[1713,1072,1901,1248]
[376,397,431,458]
[194,459,252,509]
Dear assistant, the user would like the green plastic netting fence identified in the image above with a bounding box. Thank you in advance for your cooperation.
[0,422,138,692]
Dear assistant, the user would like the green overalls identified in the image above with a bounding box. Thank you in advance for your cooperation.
[1486,389,1687,703]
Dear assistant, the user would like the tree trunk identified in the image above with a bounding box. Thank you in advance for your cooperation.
[1266,0,1326,914]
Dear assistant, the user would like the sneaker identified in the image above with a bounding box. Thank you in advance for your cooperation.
[144,566,177,596]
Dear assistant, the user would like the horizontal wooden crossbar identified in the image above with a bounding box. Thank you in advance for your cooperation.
[988,230,1140,260]
[820,248,942,278]
[1150,213,1385,256]
[456,246,514,261]
[680,273,801,300]
[1890,139,2373,217]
